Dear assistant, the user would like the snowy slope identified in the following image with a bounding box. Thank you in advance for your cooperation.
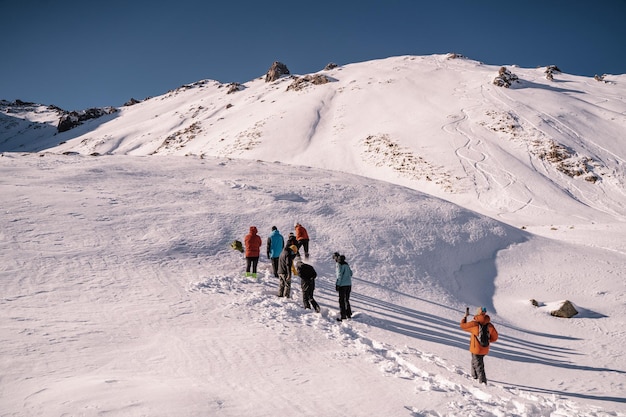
[1,54,625,416]
[37,54,626,227]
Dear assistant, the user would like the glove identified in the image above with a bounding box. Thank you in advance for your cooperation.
[335,285,340,292]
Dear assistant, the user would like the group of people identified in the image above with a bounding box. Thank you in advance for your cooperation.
[239,223,353,320]
[240,223,498,383]
[245,222,309,279]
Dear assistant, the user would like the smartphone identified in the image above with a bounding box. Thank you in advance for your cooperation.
[465,307,470,315]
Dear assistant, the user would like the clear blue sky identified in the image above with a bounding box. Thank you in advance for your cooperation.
[2,0,625,110]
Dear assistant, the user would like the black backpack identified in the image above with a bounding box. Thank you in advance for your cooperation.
[476,323,490,347]
[298,263,317,281]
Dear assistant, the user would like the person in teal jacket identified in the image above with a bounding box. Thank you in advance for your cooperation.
[266,226,284,278]
[335,254,353,321]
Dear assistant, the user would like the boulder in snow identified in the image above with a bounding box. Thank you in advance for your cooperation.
[550,300,579,318]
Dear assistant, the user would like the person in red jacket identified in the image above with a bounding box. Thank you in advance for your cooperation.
[244,226,262,278]
[294,222,310,258]
[460,307,498,384]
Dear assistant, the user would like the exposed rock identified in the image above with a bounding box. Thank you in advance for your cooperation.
[57,107,117,133]
[550,300,579,318]
[446,53,467,60]
[14,99,35,106]
[227,82,244,94]
[286,74,331,91]
[265,61,290,82]
[530,299,539,307]
[324,62,338,70]
[545,65,562,81]
[493,67,519,88]
[124,98,142,106]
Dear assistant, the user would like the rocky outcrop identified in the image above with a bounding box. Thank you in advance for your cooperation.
[227,82,244,94]
[124,98,142,106]
[265,61,290,82]
[57,107,117,133]
[493,66,519,88]
[545,65,561,81]
[286,74,331,91]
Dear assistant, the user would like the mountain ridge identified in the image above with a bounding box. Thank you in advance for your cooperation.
[2,54,625,229]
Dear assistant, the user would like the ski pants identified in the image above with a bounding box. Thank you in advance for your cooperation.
[471,354,487,383]
[337,285,352,319]
[270,257,279,277]
[301,278,319,310]
[246,257,259,274]
[297,239,309,256]
[278,274,291,298]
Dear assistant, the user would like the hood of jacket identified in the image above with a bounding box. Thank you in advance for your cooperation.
[249,226,258,235]
[474,314,491,324]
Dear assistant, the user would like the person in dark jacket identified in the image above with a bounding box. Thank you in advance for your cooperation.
[295,256,320,312]
[266,226,284,278]
[277,245,297,297]
[335,254,353,321]
[244,226,262,279]
[460,307,499,384]
[286,232,298,248]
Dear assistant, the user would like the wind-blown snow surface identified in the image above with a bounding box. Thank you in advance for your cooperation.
[1,54,625,416]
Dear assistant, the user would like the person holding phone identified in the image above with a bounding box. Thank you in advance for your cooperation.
[460,307,499,384]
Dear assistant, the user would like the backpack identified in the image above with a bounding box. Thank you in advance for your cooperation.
[476,322,490,347]
[298,263,317,281]
[230,240,243,253]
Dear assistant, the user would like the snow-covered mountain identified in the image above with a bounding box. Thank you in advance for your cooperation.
[3,54,625,228]
[1,54,625,416]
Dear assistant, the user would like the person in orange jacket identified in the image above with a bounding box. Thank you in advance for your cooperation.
[244,226,262,278]
[460,307,498,384]
[294,222,310,258]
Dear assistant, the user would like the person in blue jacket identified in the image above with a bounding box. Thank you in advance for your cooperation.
[335,254,353,321]
[266,226,284,278]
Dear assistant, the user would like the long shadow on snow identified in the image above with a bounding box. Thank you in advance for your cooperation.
[490,381,626,404]
[315,277,623,377]
[315,278,625,405]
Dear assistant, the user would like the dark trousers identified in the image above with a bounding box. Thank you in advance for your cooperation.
[297,239,309,256]
[278,274,291,298]
[301,278,319,311]
[270,257,279,277]
[471,354,487,383]
[338,285,352,319]
[246,257,259,273]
